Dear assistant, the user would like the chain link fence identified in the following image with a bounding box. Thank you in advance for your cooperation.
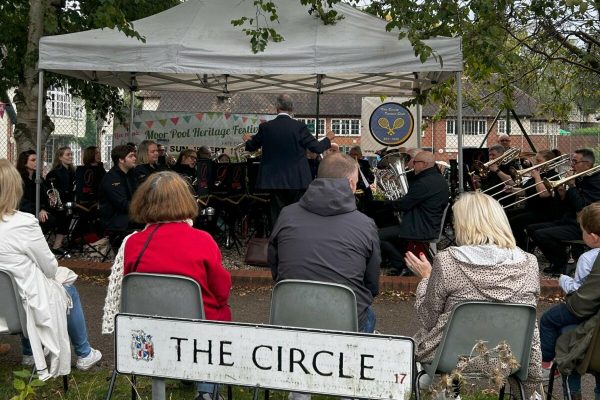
[1,89,599,170]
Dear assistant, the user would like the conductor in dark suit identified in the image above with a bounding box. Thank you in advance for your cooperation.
[242,94,335,225]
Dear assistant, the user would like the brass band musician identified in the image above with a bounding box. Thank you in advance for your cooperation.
[506,150,561,249]
[528,149,600,275]
[473,144,516,206]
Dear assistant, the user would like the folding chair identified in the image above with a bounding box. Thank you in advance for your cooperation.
[429,202,451,257]
[269,279,358,332]
[105,272,217,400]
[416,301,537,400]
[0,270,69,392]
[547,318,600,400]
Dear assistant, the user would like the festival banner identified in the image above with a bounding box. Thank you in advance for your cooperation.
[113,111,275,153]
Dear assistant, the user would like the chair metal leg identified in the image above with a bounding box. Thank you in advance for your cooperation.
[498,383,506,400]
[131,374,137,400]
[63,375,69,392]
[105,369,118,400]
[263,389,269,400]
[227,384,233,400]
[28,365,36,384]
[415,369,426,400]
[546,363,558,400]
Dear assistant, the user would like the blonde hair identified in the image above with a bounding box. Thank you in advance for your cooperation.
[51,146,75,172]
[129,171,198,223]
[0,159,24,220]
[453,192,516,248]
[136,140,157,165]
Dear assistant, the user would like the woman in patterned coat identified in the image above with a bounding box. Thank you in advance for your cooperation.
[405,191,543,398]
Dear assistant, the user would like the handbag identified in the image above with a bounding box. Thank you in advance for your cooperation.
[131,224,162,272]
[245,237,269,267]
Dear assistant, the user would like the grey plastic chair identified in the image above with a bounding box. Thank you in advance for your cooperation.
[429,202,451,256]
[106,272,206,400]
[269,279,358,332]
[0,270,69,391]
[416,301,537,400]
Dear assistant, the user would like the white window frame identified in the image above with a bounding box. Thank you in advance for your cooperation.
[331,118,361,136]
[446,119,487,135]
[530,121,546,135]
[497,119,506,134]
[46,86,73,118]
[297,118,325,136]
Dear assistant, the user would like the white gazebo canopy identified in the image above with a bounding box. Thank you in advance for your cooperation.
[39,0,462,95]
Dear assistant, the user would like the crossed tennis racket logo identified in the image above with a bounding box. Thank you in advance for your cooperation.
[378,117,405,136]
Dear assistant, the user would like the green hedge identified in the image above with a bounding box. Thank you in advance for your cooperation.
[572,127,600,136]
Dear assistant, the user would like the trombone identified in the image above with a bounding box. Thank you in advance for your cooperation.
[471,147,521,182]
[502,164,600,208]
[508,154,570,186]
[491,154,571,199]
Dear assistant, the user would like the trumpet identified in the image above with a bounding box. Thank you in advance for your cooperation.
[508,154,571,186]
[470,147,521,179]
[47,182,64,211]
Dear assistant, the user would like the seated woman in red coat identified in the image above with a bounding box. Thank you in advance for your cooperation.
[102,171,232,399]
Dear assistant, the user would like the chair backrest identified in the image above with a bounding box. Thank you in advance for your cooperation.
[0,270,28,336]
[433,202,451,244]
[121,272,205,319]
[430,302,536,381]
[269,279,358,332]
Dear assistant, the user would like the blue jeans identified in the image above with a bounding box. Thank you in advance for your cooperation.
[22,284,92,358]
[360,306,376,333]
[539,303,584,362]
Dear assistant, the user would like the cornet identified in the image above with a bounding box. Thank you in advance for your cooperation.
[47,182,64,211]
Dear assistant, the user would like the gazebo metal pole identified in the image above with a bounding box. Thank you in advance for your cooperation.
[416,103,422,149]
[456,72,464,193]
[315,74,322,139]
[129,89,135,140]
[35,70,45,216]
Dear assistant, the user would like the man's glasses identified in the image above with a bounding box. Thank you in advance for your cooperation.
[571,159,587,164]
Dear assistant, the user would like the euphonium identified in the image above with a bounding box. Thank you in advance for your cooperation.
[374,152,411,200]
[47,182,64,211]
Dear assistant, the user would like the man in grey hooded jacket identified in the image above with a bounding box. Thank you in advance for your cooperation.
[268,153,381,332]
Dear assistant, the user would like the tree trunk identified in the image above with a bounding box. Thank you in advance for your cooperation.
[12,0,56,154]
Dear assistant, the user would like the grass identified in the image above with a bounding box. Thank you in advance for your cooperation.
[0,365,499,400]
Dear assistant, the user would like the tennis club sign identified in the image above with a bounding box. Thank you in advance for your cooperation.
[115,314,414,400]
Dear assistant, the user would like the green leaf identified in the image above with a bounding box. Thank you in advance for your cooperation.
[12,370,31,379]
[29,379,46,387]
[13,379,26,391]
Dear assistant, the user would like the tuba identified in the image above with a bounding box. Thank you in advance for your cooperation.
[374,152,411,200]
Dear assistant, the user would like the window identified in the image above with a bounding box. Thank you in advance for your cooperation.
[46,86,73,117]
[446,119,487,135]
[297,118,325,136]
[497,120,506,134]
[332,119,360,136]
[531,121,545,135]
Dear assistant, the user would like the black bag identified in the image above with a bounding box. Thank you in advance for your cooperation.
[244,238,269,267]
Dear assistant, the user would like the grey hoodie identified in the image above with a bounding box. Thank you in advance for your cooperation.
[269,178,381,327]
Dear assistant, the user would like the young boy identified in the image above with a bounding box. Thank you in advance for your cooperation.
[539,203,600,397]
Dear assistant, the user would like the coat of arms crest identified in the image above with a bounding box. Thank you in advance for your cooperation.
[131,329,154,361]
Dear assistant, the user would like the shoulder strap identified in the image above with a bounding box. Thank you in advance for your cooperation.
[131,224,161,272]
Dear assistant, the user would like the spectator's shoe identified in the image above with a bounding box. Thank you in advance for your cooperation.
[51,247,67,256]
[76,348,102,370]
[22,355,35,367]
[0,343,10,355]
[541,363,559,381]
